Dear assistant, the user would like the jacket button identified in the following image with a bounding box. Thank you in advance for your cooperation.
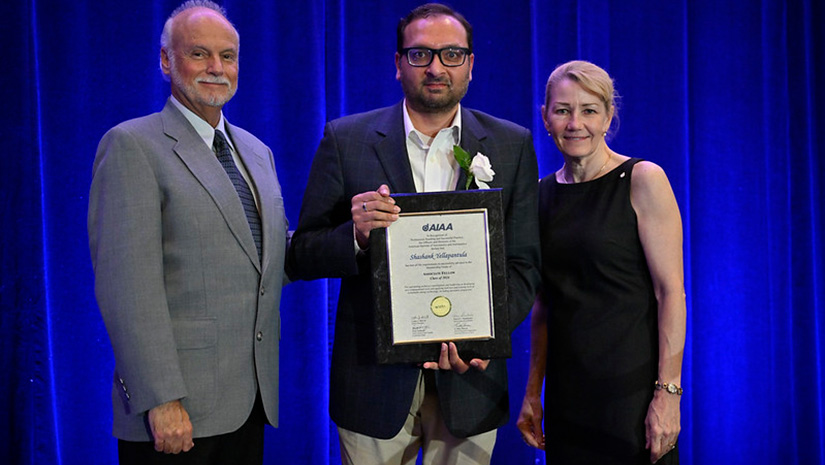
[256,331,263,341]
[260,287,266,296]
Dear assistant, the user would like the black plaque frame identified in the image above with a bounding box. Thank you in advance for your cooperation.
[370,189,510,364]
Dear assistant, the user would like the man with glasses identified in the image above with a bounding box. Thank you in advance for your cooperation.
[289,3,540,464]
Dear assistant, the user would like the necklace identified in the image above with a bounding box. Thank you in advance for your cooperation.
[563,151,611,183]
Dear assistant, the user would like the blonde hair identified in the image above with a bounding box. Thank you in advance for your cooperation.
[544,60,620,138]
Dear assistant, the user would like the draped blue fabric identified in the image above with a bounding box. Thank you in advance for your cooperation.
[2,0,823,463]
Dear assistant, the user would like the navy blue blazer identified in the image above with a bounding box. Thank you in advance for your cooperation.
[289,102,540,438]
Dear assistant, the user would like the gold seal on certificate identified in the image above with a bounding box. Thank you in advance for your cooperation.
[430,296,451,317]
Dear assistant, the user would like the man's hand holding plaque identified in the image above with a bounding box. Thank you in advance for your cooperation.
[422,342,490,374]
[351,184,399,249]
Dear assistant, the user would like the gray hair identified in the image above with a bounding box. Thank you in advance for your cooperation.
[159,1,234,80]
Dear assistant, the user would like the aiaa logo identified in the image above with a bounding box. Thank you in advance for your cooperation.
[422,223,454,232]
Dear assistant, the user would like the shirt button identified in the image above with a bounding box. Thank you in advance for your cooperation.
[256,331,263,341]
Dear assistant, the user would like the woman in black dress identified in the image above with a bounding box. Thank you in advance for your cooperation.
[517,60,685,464]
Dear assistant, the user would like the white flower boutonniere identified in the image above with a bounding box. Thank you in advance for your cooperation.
[453,145,495,189]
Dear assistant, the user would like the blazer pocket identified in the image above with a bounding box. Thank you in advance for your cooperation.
[172,318,217,421]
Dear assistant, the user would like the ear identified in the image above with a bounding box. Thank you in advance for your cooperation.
[160,48,171,77]
[540,105,551,132]
[395,52,402,81]
[467,53,474,81]
[604,106,614,132]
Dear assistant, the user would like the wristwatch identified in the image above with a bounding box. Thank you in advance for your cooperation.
[654,380,683,395]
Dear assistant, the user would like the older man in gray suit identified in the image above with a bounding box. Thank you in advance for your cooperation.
[88,1,288,463]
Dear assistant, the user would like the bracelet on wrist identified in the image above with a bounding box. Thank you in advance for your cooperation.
[654,380,683,395]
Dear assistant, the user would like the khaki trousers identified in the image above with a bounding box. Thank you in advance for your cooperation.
[338,370,497,465]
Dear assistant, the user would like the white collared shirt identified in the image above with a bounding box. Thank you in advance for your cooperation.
[354,102,464,254]
[169,96,259,210]
[402,100,462,193]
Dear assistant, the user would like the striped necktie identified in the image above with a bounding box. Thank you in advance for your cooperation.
[213,130,262,262]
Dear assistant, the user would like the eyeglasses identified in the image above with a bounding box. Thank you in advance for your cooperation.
[400,47,471,67]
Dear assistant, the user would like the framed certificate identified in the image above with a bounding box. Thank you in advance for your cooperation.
[370,189,510,364]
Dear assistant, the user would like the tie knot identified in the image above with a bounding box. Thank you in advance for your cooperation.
[213,130,230,153]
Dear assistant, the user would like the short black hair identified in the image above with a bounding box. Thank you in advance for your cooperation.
[396,3,473,53]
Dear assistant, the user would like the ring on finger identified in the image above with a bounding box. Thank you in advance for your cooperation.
[362,201,368,212]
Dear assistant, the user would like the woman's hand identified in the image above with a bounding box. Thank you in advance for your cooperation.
[645,390,681,462]
[516,393,545,450]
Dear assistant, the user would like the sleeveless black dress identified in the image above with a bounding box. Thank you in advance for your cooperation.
[538,158,678,464]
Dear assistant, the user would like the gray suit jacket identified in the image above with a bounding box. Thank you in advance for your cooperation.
[88,100,288,441]
[288,102,541,438]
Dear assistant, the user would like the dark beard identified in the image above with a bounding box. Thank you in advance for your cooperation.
[404,78,468,114]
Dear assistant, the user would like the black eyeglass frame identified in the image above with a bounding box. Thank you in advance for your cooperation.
[399,47,472,67]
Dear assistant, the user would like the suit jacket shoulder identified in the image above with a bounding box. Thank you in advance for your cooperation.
[326,103,403,139]
[462,107,531,135]
[225,122,269,151]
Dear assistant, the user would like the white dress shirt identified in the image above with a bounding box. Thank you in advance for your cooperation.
[402,100,462,193]
[169,96,260,211]
[354,101,464,253]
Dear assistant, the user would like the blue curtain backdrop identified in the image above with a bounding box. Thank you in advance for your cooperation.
[2,0,823,463]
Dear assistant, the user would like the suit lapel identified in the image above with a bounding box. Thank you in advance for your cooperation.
[371,104,492,193]
[456,107,489,191]
[160,102,261,270]
[373,102,417,194]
